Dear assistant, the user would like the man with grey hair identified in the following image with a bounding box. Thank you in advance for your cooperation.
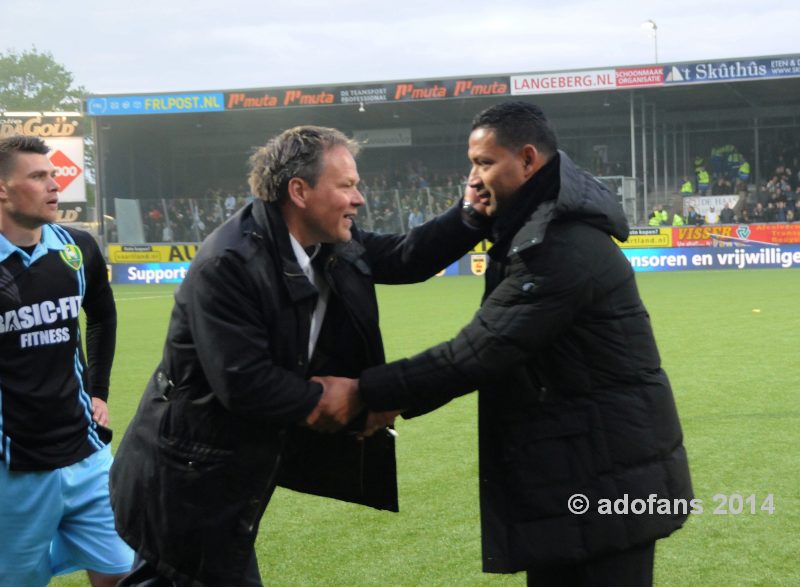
[110,125,488,586]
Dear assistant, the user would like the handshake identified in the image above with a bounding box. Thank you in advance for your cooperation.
[303,375,401,437]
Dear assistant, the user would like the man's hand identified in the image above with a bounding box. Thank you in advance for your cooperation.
[91,397,110,427]
[462,183,490,226]
[358,410,402,439]
[464,183,480,205]
[305,376,363,432]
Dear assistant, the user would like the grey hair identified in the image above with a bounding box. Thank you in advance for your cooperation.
[248,126,359,203]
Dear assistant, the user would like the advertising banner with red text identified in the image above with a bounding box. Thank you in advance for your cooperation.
[673,223,800,247]
[223,77,511,111]
[511,69,617,95]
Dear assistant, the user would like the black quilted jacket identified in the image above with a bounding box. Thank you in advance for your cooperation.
[361,152,693,572]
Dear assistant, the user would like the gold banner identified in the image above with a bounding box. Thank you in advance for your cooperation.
[0,115,83,138]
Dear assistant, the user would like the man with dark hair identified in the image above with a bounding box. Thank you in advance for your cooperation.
[331,102,693,586]
[0,135,132,586]
[110,125,488,586]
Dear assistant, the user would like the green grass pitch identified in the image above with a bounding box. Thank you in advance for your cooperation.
[53,270,799,586]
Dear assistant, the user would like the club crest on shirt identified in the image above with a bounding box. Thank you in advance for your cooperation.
[470,254,487,276]
[59,244,83,270]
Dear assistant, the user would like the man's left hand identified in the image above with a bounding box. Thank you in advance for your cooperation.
[91,397,110,427]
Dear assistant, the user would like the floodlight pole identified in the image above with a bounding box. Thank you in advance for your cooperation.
[93,118,106,251]
[653,26,658,63]
[643,20,658,63]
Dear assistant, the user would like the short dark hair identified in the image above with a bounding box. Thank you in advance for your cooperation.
[248,126,359,203]
[471,101,558,158]
[0,135,50,178]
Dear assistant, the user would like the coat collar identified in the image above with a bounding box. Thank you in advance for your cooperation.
[553,151,629,242]
[491,150,630,259]
[489,153,560,260]
[251,199,318,304]
[250,199,372,302]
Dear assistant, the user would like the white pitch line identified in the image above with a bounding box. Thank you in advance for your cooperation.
[115,294,175,302]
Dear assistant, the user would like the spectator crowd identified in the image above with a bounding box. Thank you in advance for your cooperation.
[124,144,800,243]
[131,163,467,243]
[666,140,800,226]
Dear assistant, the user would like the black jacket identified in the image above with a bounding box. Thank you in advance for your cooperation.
[360,152,693,572]
[719,206,736,224]
[110,199,484,586]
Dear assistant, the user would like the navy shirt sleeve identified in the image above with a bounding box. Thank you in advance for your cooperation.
[71,229,117,402]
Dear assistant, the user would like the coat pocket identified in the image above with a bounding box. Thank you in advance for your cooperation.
[500,402,612,517]
[157,435,235,471]
[154,434,238,523]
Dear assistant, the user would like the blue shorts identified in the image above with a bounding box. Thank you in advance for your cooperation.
[0,445,134,587]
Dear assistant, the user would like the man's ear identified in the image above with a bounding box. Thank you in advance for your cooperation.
[286,177,308,209]
[520,144,540,179]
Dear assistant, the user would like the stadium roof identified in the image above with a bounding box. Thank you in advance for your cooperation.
[85,52,800,123]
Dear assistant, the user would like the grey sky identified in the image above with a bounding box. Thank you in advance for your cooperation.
[3,0,798,95]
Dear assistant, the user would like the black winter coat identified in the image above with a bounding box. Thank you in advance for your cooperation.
[109,199,484,586]
[360,152,693,573]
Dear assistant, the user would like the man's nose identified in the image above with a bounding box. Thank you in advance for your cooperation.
[353,189,365,206]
